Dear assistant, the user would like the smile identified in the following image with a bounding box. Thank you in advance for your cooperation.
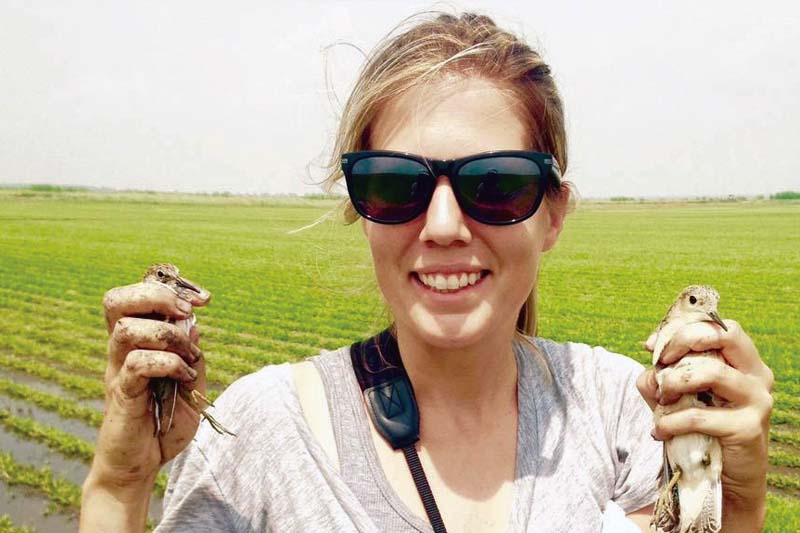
[413,270,489,293]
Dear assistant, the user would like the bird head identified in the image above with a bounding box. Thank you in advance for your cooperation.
[143,263,201,294]
[668,285,728,331]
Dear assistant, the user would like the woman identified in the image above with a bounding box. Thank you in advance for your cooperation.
[80,11,773,532]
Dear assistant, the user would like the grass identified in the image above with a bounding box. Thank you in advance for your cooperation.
[0,192,798,528]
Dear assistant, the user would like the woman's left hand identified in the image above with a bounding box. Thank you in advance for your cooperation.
[636,318,774,528]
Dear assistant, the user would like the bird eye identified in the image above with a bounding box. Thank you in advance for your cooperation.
[157,270,165,278]
[689,295,697,305]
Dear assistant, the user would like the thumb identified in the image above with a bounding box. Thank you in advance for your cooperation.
[644,332,657,352]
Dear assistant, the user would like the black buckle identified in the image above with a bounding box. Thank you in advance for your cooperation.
[350,329,419,449]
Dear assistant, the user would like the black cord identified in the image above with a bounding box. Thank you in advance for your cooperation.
[402,445,448,533]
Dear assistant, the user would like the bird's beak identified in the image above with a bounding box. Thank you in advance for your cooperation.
[176,276,201,294]
[707,311,728,331]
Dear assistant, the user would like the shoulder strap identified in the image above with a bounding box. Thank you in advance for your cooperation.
[350,329,448,533]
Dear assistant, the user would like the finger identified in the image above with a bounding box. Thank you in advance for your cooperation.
[116,349,198,399]
[108,317,199,373]
[652,405,765,443]
[189,324,200,345]
[103,282,193,333]
[644,332,657,352]
[636,369,659,410]
[657,356,772,408]
[658,320,770,382]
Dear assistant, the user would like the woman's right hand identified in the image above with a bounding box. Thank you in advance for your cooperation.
[91,279,211,489]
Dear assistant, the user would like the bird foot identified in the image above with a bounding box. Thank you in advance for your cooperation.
[190,389,215,408]
[652,468,681,532]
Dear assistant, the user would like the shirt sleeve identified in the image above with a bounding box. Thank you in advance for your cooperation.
[610,363,663,513]
[154,438,237,532]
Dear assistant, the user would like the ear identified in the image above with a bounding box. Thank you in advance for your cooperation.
[541,187,569,252]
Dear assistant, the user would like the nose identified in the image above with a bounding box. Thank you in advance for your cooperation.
[419,176,472,246]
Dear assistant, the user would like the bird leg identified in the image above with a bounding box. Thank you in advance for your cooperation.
[165,381,178,434]
[151,389,162,437]
[652,466,681,532]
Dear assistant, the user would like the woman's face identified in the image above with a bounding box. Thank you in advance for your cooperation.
[363,76,565,350]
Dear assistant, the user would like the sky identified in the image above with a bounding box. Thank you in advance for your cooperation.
[1,0,798,198]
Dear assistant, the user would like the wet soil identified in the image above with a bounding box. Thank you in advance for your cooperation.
[0,479,79,533]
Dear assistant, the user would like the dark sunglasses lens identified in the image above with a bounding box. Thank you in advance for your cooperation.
[349,156,432,223]
[457,157,542,223]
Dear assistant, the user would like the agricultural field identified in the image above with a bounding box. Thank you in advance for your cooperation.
[0,189,798,531]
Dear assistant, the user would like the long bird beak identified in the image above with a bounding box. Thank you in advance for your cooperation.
[176,276,201,294]
[707,311,728,331]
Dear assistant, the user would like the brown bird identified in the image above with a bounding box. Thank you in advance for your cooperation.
[651,285,727,533]
[142,263,235,437]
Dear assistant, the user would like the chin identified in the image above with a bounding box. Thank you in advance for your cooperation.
[400,304,505,350]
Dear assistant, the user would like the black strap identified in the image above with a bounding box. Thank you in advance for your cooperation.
[350,329,448,533]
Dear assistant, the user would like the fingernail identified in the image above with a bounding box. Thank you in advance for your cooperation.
[185,365,198,380]
[177,300,192,314]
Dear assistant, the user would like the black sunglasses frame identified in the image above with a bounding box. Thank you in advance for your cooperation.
[341,150,561,226]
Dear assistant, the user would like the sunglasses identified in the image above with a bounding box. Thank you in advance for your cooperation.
[341,150,560,225]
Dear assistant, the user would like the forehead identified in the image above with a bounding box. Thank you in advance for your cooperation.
[369,76,529,159]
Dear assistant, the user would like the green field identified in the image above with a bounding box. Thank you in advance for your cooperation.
[0,190,798,531]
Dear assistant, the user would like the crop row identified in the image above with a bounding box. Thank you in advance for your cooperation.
[0,514,35,533]
[772,410,800,428]
[775,392,800,413]
[771,450,800,469]
[0,329,105,376]
[768,473,800,494]
[0,377,103,427]
[0,451,81,513]
[0,408,94,463]
[0,350,104,399]
[0,404,168,497]
[771,429,800,448]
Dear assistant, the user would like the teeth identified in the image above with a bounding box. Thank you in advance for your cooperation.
[418,271,485,292]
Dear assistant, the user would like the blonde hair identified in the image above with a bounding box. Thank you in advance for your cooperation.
[323,10,571,338]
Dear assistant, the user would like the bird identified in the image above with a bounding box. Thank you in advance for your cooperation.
[142,263,236,437]
[650,285,728,533]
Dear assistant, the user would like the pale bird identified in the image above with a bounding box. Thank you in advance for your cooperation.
[142,263,235,437]
[651,285,728,533]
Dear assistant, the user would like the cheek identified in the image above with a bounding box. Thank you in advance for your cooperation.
[364,223,417,279]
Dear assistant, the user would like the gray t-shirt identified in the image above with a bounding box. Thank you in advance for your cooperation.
[156,338,662,532]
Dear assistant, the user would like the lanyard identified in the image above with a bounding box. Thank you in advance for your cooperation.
[350,329,448,533]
